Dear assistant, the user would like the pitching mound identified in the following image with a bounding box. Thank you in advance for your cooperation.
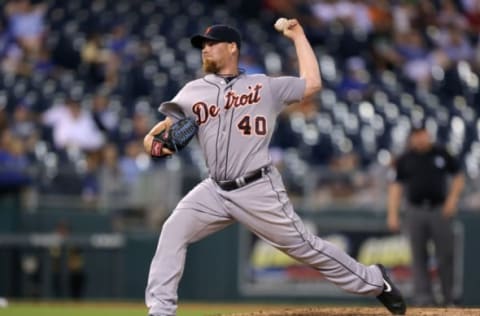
[219,307,480,316]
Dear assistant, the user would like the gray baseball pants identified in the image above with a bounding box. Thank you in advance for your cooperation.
[405,205,455,305]
[145,167,384,315]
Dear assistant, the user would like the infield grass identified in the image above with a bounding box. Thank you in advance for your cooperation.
[0,301,273,316]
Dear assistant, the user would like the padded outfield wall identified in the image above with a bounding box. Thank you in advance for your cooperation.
[0,201,479,306]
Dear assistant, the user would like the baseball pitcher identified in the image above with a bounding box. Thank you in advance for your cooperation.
[143,20,406,316]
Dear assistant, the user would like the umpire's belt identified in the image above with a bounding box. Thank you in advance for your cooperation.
[215,166,271,191]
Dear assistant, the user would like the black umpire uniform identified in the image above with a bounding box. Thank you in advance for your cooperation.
[387,126,464,306]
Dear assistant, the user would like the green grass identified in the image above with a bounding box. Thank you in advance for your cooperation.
[1,305,145,316]
[0,301,267,316]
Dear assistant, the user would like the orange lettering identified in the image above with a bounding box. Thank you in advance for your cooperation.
[223,84,263,110]
[239,94,249,105]
[192,102,220,126]
[209,105,220,117]
[192,102,209,125]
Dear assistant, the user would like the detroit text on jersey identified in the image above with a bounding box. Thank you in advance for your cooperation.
[192,83,263,125]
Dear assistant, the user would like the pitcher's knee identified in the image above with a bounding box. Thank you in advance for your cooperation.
[158,212,196,247]
[281,239,319,260]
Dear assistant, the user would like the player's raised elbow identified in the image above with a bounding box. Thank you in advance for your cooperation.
[304,80,322,98]
[143,134,153,153]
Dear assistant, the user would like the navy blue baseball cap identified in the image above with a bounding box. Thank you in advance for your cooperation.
[191,24,241,49]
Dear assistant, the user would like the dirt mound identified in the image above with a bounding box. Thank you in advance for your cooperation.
[218,307,480,316]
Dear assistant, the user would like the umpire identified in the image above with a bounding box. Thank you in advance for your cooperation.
[387,124,464,306]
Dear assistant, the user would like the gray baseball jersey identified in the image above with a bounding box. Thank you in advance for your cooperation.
[145,73,384,316]
[159,73,304,180]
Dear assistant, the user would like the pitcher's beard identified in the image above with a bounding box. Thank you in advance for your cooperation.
[203,59,220,74]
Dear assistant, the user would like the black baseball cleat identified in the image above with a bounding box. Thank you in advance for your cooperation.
[376,264,407,315]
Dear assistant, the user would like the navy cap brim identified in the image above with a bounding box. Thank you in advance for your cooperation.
[191,34,220,49]
[191,25,242,49]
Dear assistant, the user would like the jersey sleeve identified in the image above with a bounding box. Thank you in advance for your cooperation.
[393,156,407,182]
[158,86,188,120]
[443,148,461,174]
[269,76,306,107]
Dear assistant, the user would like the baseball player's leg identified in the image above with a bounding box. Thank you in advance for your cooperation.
[223,168,383,296]
[430,212,455,305]
[406,209,434,305]
[146,179,233,316]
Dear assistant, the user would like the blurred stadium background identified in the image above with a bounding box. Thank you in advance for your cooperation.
[1,0,480,312]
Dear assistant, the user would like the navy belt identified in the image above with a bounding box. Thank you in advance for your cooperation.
[215,166,271,191]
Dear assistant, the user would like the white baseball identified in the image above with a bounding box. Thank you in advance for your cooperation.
[274,17,288,32]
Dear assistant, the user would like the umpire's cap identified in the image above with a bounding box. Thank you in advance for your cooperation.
[191,24,241,49]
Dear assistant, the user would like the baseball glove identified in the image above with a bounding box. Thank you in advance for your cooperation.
[150,117,198,157]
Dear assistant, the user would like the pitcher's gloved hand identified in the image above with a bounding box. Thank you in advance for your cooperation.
[150,117,198,157]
